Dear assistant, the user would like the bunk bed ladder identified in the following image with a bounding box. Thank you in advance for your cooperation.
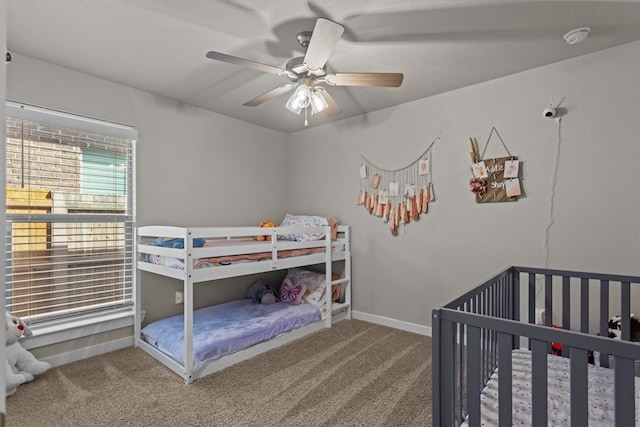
[184,228,195,383]
[325,225,352,327]
[343,225,352,320]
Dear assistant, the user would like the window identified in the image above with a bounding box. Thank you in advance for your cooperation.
[4,102,136,324]
[81,149,127,196]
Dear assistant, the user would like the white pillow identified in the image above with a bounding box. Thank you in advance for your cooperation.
[283,268,327,307]
[279,214,328,241]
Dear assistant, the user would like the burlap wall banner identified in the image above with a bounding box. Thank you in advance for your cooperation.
[475,156,519,203]
[469,127,522,203]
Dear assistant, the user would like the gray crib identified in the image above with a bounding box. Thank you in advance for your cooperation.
[432,266,640,427]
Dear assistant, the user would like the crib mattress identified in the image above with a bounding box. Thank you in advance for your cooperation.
[464,349,640,426]
[141,299,322,371]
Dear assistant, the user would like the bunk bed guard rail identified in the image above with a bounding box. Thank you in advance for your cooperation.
[432,266,640,427]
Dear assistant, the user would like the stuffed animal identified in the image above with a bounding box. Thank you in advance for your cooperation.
[247,279,277,304]
[154,237,206,248]
[608,314,640,342]
[255,221,276,241]
[5,312,50,396]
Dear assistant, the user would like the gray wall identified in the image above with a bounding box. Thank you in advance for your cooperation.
[6,39,640,353]
[6,54,291,354]
[287,40,640,328]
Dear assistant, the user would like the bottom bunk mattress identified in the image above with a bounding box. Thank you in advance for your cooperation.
[463,349,640,426]
[140,299,322,371]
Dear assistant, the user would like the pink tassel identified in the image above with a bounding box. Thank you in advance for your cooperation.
[383,203,391,222]
[428,183,435,202]
[422,187,429,213]
[375,201,384,217]
[390,207,398,236]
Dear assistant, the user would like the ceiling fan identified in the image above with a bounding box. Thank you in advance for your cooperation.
[206,18,404,125]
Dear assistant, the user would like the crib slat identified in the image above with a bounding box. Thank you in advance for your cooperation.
[498,333,512,427]
[531,339,548,426]
[614,356,635,427]
[467,326,481,427]
[569,348,589,427]
[528,273,535,351]
[512,271,519,321]
[620,282,631,341]
[544,275,553,327]
[483,290,490,383]
[432,311,443,427]
[599,280,610,367]
[493,285,498,363]
[545,275,553,354]
[440,320,455,426]
[457,321,466,423]
[562,276,570,329]
[580,278,589,333]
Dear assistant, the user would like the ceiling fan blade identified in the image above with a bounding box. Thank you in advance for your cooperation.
[206,51,288,76]
[314,87,342,117]
[243,84,294,107]
[324,73,404,87]
[303,18,344,73]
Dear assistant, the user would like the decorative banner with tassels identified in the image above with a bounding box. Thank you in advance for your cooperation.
[357,134,441,236]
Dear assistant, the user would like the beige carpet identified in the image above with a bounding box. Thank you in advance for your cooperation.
[7,320,432,427]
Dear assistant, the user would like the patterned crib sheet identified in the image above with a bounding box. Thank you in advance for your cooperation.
[464,348,640,426]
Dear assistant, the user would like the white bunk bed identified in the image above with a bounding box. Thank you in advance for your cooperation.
[135,223,351,383]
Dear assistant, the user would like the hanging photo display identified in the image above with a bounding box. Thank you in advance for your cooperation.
[358,135,440,236]
[468,127,521,203]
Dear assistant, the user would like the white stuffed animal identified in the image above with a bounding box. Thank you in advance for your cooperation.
[5,312,50,396]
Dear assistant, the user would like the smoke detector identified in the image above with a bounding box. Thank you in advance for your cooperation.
[564,27,591,45]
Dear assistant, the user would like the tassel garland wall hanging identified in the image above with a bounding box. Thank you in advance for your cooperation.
[358,134,440,236]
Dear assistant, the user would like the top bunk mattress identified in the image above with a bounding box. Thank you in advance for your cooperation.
[140,299,322,372]
[136,219,349,278]
[143,239,345,270]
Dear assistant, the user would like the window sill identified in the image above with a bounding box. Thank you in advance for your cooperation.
[21,308,135,351]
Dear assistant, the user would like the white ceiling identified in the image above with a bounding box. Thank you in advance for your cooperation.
[7,0,640,133]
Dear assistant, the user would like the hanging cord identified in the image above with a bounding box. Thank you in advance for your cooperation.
[358,133,441,173]
[480,127,512,159]
[543,118,562,269]
[535,118,562,304]
[533,98,565,306]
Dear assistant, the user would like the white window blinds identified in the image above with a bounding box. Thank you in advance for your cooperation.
[4,102,136,323]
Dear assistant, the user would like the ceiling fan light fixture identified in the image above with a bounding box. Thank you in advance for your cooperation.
[285,84,311,114]
[309,89,328,114]
[206,17,402,127]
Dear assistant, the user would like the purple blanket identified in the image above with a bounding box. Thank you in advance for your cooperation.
[141,299,322,371]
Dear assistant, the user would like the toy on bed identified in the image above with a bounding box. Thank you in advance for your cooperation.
[279,268,343,309]
[607,314,640,341]
[5,312,51,396]
[247,279,277,304]
[255,221,276,241]
[154,237,206,248]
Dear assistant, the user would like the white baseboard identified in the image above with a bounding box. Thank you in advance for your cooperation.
[41,336,134,368]
[352,311,432,337]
